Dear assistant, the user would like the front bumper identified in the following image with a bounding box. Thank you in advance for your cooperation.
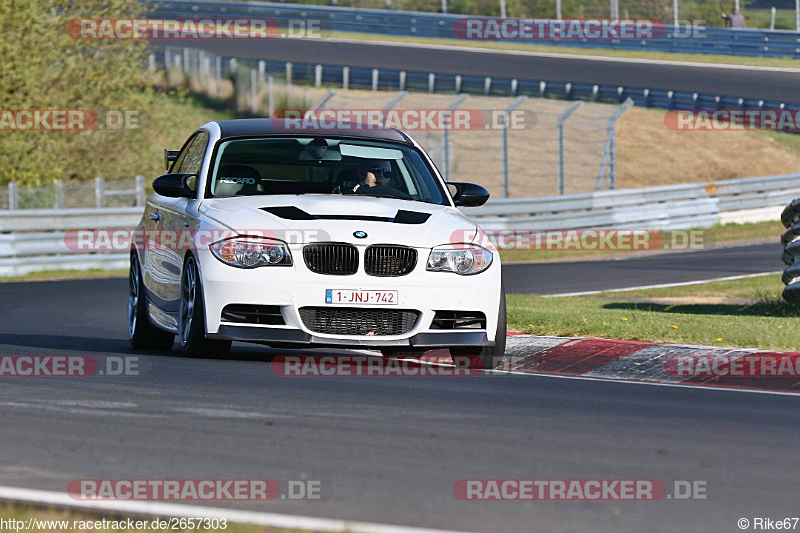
[196,244,501,349]
[208,325,490,348]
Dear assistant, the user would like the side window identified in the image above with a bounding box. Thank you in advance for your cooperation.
[177,131,209,175]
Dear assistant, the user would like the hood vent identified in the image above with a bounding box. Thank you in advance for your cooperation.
[262,206,430,225]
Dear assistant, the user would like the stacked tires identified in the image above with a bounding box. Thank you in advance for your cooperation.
[780,198,800,300]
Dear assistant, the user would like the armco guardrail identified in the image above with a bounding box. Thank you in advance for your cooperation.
[460,173,800,230]
[2,173,798,276]
[161,51,799,113]
[781,197,800,299]
[0,208,142,276]
[152,0,800,59]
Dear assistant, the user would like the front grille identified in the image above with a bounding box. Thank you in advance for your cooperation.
[365,245,417,277]
[221,304,285,325]
[431,311,486,329]
[303,243,358,275]
[299,307,419,336]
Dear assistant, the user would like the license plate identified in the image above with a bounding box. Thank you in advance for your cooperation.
[325,289,398,305]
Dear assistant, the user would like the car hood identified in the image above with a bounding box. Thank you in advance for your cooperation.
[199,194,479,248]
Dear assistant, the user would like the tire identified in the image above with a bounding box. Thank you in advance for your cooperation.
[450,284,506,370]
[179,255,231,358]
[128,253,175,351]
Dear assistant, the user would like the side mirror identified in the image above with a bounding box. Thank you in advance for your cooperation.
[447,182,490,207]
[164,149,180,171]
[153,173,197,198]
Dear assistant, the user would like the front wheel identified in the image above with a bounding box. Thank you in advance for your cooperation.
[450,285,506,370]
[128,253,174,351]
[179,255,231,358]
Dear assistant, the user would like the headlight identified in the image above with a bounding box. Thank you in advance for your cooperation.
[210,237,292,268]
[426,244,492,275]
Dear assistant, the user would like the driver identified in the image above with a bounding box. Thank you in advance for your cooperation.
[353,160,391,192]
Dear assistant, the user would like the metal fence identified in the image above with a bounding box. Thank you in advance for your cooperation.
[164,46,633,197]
[461,172,800,229]
[2,177,146,211]
[153,0,800,58]
[1,173,795,276]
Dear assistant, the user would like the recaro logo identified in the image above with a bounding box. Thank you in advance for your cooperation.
[219,177,256,184]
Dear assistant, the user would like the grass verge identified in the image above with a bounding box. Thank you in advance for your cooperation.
[508,273,800,352]
[0,502,304,533]
[328,30,800,69]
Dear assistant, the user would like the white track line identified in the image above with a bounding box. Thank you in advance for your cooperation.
[490,365,800,396]
[0,486,474,533]
[542,271,782,297]
[318,36,800,72]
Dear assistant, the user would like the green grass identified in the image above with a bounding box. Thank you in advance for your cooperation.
[744,8,798,31]
[0,502,307,533]
[329,30,800,68]
[497,220,783,263]
[509,273,800,351]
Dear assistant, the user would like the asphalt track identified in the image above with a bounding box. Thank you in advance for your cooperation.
[173,37,800,104]
[0,246,797,532]
[505,242,783,295]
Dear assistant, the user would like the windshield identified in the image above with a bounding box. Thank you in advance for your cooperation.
[209,137,448,205]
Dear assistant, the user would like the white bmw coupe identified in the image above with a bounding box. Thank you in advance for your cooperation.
[128,119,505,368]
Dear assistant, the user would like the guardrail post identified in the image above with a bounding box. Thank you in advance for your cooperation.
[796,0,799,31]
[258,60,266,84]
[556,102,583,195]
[8,182,17,210]
[230,58,237,74]
[54,179,63,209]
[286,62,293,107]
[268,75,275,117]
[315,64,323,87]
[511,79,518,96]
[135,175,145,207]
[484,77,492,96]
[372,68,379,91]
[455,75,462,93]
[398,71,406,91]
[539,81,546,97]
[428,73,435,93]
[250,68,258,114]
[182,47,189,75]
[501,96,528,198]
[95,177,105,208]
[343,67,350,90]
